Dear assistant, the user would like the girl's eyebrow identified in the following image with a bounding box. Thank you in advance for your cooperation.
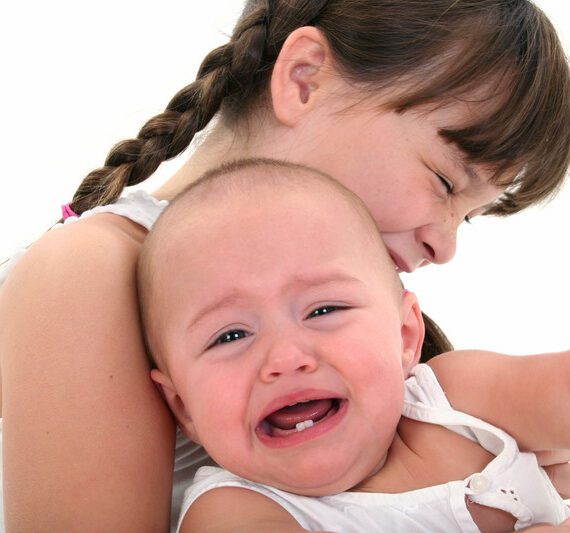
[461,161,482,184]
[444,145,482,184]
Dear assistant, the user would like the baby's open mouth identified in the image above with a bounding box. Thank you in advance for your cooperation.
[257,398,342,437]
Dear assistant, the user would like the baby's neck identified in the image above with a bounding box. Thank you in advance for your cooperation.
[348,426,421,494]
[349,417,494,494]
[350,418,517,532]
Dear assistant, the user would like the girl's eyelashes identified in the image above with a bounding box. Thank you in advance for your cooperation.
[436,173,454,194]
[209,329,250,348]
[435,171,474,222]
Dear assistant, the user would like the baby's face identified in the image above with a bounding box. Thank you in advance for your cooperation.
[153,187,422,495]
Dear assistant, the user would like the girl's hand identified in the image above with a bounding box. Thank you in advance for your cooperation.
[535,449,570,499]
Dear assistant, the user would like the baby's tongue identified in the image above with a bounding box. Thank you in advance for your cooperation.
[265,399,333,430]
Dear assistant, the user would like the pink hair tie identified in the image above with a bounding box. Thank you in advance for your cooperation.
[61,203,79,220]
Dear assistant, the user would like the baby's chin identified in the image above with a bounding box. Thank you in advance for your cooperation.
[258,471,371,497]
[238,455,387,497]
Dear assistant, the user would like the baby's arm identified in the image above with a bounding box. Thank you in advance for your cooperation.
[0,214,175,531]
[179,487,313,533]
[428,350,570,452]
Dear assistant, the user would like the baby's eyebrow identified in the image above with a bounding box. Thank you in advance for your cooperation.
[186,273,363,331]
[186,291,246,332]
[283,272,363,293]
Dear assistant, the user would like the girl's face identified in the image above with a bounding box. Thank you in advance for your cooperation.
[272,97,505,273]
[152,185,422,496]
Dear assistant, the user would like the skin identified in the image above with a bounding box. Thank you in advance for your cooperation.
[154,28,504,272]
[0,215,175,531]
[0,25,567,531]
[151,182,418,496]
[149,183,570,533]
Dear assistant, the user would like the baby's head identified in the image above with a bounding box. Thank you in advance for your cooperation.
[138,158,424,496]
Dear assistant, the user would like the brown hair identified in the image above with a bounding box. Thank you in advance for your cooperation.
[420,312,454,362]
[69,0,570,217]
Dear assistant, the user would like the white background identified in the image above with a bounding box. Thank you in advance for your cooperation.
[1,1,568,355]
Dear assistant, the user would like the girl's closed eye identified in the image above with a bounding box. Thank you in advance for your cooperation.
[436,173,454,195]
[435,173,474,223]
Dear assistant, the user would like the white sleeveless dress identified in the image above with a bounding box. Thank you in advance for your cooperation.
[177,364,570,532]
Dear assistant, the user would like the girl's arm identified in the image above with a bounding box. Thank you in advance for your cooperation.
[428,350,570,452]
[0,214,175,532]
[517,518,570,531]
[179,487,310,533]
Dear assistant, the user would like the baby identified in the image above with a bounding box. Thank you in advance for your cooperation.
[138,158,570,532]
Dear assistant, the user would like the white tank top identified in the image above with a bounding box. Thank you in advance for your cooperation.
[177,364,570,532]
[0,190,214,533]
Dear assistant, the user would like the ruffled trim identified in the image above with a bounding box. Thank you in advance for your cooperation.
[0,191,169,286]
[64,189,169,231]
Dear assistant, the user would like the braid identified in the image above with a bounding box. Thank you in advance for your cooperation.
[66,1,570,221]
[70,67,226,214]
[70,0,331,215]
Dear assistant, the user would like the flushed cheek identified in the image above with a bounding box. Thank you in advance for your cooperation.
[197,415,255,469]
[372,189,442,233]
[351,367,406,421]
[186,383,250,442]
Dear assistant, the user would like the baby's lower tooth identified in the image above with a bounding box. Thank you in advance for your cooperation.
[295,419,315,432]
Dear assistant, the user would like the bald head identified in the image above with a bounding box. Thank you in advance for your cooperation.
[138,158,401,368]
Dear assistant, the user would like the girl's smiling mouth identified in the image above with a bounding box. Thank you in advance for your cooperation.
[255,394,348,448]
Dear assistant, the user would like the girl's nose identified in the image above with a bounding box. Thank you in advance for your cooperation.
[418,220,458,266]
[259,339,318,383]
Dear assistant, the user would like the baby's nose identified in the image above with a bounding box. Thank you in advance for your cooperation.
[259,340,318,383]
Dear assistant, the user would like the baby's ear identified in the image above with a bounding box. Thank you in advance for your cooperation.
[400,291,425,375]
[150,369,201,444]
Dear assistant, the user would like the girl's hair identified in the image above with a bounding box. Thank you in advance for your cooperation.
[70,0,570,217]
[420,312,454,362]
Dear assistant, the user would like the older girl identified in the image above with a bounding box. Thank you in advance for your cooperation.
[1,1,569,531]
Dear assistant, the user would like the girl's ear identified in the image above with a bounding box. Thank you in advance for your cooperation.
[150,369,201,444]
[270,26,329,126]
[400,291,425,375]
